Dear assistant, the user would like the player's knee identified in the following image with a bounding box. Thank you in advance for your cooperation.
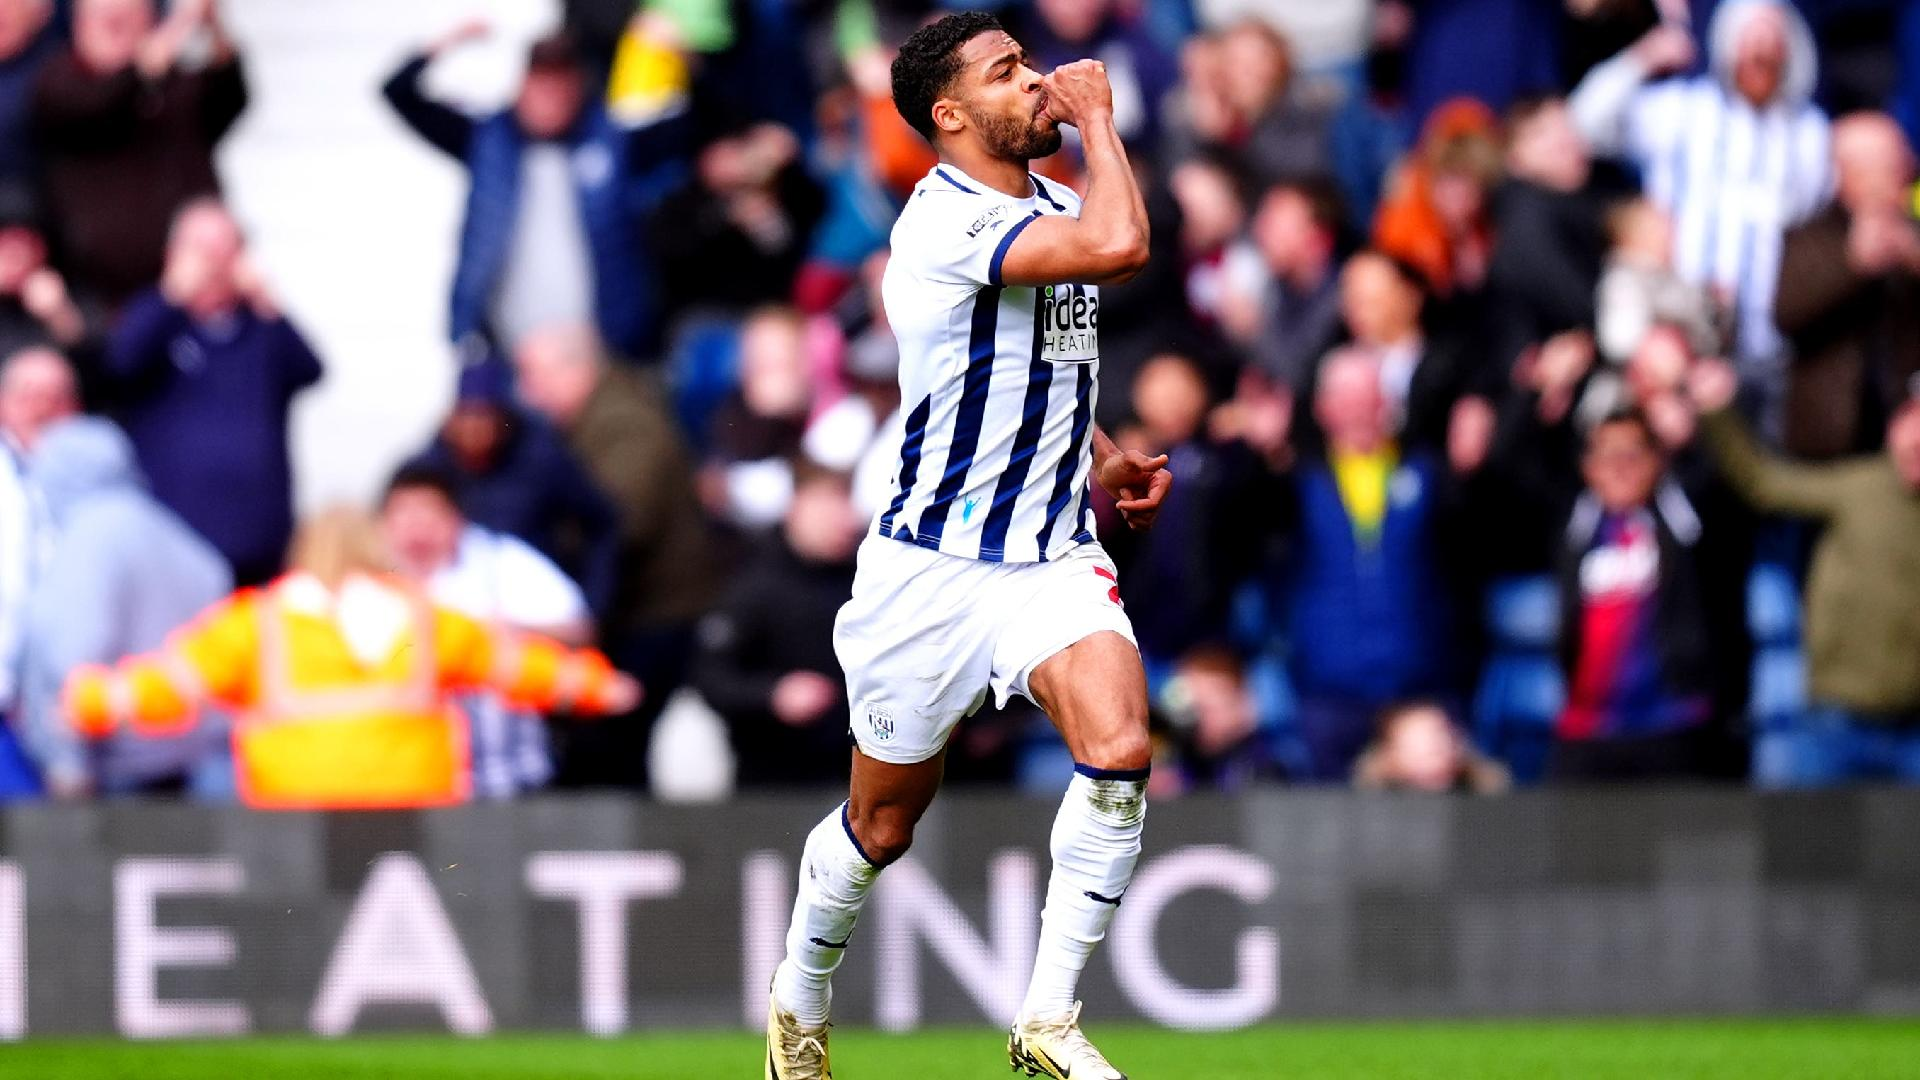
[849,806,916,866]
[1080,727,1151,775]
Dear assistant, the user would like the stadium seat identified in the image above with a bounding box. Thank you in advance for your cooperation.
[1471,575,1565,785]
[665,317,741,453]
[1746,561,1808,724]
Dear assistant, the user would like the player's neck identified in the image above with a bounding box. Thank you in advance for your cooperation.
[940,151,1033,200]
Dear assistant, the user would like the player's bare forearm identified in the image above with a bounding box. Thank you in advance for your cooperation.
[1074,110,1149,283]
[996,60,1148,287]
[1091,425,1172,530]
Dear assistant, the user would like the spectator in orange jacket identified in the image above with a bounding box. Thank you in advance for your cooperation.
[1373,98,1502,297]
[63,507,639,809]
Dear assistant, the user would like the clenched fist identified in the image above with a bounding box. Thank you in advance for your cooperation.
[1040,59,1113,129]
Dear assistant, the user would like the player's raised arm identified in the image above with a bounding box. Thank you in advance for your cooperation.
[996,60,1150,287]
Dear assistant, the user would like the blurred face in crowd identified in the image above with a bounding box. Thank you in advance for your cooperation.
[1314,348,1390,454]
[1890,402,1920,492]
[1035,0,1111,45]
[381,485,464,579]
[1833,113,1916,217]
[168,201,246,312]
[74,0,152,74]
[0,223,46,292]
[738,309,811,421]
[513,322,603,429]
[937,30,1061,162]
[1219,22,1287,117]
[0,346,79,449]
[1427,167,1486,235]
[1507,101,1590,193]
[1168,160,1243,257]
[1731,4,1789,107]
[516,65,587,141]
[1583,416,1664,513]
[1340,253,1422,346]
[1372,704,1465,793]
[1177,650,1257,757]
[1254,187,1333,280]
[784,473,864,565]
[1131,353,1208,448]
[440,402,506,473]
[0,0,49,62]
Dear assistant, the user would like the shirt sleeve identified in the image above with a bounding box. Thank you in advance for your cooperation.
[907,189,1045,288]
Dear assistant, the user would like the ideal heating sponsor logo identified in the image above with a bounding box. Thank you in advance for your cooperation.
[1040,284,1098,364]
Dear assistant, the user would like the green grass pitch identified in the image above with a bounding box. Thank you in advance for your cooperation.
[11,1019,1920,1079]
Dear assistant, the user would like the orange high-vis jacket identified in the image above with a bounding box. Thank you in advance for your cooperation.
[64,577,624,809]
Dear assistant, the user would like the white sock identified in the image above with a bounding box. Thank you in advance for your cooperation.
[772,802,881,1027]
[1020,767,1147,1021]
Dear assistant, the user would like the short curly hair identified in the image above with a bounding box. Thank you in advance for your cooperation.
[891,12,1006,144]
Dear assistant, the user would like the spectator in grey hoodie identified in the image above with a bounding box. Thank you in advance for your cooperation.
[17,416,230,798]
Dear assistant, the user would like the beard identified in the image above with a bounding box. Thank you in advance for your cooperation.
[977,107,1062,162]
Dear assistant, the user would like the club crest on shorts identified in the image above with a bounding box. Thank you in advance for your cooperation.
[864,702,896,742]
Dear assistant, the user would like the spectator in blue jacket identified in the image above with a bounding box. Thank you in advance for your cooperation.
[17,416,231,798]
[412,360,620,617]
[1277,347,1464,781]
[382,22,686,362]
[103,198,322,586]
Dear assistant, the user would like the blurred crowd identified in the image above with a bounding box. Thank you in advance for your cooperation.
[2,0,1920,807]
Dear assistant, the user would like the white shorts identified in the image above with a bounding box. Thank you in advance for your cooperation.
[833,535,1138,764]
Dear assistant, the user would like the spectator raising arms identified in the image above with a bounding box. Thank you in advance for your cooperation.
[383,23,683,361]
[103,199,321,586]
[1552,409,1745,782]
[63,508,639,810]
[1692,360,1920,787]
[0,183,102,376]
[1571,1,1828,409]
[33,0,246,307]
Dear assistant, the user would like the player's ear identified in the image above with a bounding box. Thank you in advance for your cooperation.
[932,97,966,138]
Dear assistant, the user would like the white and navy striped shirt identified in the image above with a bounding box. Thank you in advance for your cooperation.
[873,165,1099,564]
[1572,9,1831,368]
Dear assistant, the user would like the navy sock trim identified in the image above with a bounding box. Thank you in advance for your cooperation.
[1073,763,1150,781]
[840,801,880,867]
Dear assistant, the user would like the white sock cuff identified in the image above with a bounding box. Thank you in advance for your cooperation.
[1067,765,1148,828]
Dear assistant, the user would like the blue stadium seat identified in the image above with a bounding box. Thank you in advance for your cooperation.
[665,317,741,454]
[1746,561,1802,646]
[1746,561,1807,725]
[1472,575,1565,784]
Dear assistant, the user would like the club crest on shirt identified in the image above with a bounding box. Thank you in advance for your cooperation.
[1040,283,1099,364]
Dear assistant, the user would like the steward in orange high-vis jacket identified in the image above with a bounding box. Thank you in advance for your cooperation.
[61,509,640,809]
